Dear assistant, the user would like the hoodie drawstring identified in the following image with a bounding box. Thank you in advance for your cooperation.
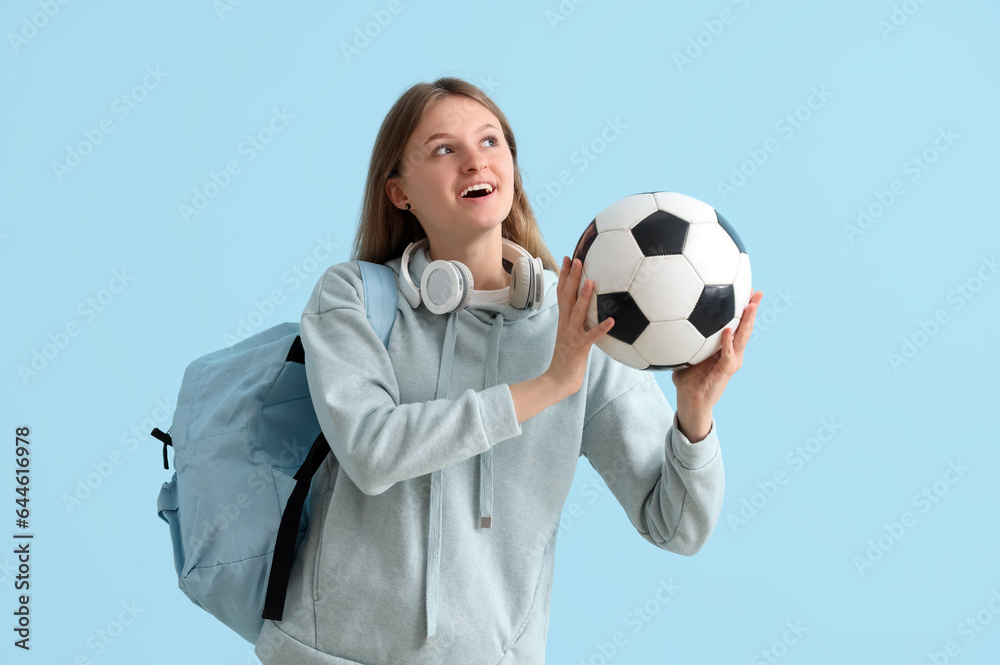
[425,311,504,644]
[479,313,503,529]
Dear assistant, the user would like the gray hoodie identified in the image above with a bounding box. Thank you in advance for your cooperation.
[254,244,725,664]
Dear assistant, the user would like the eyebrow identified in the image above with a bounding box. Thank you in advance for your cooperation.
[423,123,499,145]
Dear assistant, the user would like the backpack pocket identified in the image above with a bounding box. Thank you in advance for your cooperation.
[272,466,312,544]
[156,475,184,579]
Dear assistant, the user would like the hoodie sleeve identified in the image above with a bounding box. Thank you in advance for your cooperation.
[579,352,725,555]
[299,262,523,496]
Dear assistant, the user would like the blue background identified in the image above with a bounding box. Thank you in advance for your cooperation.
[3,1,998,663]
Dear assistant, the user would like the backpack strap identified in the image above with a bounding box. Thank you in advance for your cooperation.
[358,260,398,347]
[262,261,398,622]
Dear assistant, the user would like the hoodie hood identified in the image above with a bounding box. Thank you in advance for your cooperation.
[385,244,559,642]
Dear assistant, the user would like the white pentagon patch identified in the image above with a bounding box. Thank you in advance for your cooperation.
[682,222,741,284]
[732,252,753,313]
[582,230,643,294]
[595,193,657,232]
[633,320,706,367]
[652,191,719,224]
[596,333,650,370]
[629,255,703,322]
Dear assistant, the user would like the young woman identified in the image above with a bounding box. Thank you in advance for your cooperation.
[255,77,762,665]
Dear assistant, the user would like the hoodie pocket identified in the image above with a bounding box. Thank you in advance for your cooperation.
[501,536,555,655]
[310,477,434,662]
[311,486,334,602]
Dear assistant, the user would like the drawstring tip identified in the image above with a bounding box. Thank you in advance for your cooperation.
[480,516,492,529]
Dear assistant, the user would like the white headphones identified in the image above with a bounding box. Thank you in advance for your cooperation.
[399,237,544,314]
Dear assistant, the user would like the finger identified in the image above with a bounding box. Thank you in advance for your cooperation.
[569,258,584,293]
[733,293,761,352]
[557,256,572,325]
[715,328,736,374]
[590,315,614,342]
[563,260,585,316]
[559,257,581,303]
[569,276,593,332]
[733,313,752,352]
[557,256,569,296]
[726,327,745,373]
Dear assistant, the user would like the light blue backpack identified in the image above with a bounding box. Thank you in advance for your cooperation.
[152,261,397,644]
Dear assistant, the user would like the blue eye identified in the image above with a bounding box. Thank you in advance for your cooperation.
[433,134,502,155]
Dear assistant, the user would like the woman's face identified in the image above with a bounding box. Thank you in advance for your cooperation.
[387,95,515,243]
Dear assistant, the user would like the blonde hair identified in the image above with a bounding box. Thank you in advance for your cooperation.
[350,76,559,272]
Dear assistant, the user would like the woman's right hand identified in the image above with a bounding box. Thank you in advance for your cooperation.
[544,256,615,397]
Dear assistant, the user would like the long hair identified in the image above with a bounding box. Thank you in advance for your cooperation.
[350,77,559,272]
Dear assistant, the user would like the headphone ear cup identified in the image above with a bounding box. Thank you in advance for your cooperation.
[421,260,474,314]
[452,261,474,312]
[530,256,544,309]
[509,257,533,310]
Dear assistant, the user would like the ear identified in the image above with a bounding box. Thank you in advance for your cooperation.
[385,177,407,210]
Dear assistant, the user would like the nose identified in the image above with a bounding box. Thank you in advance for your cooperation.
[462,150,488,173]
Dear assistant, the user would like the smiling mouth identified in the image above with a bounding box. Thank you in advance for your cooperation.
[459,188,496,203]
[459,182,495,199]
[458,189,497,205]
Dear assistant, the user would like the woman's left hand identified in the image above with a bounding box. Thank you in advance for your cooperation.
[672,290,764,413]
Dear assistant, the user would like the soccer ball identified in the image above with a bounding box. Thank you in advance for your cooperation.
[571,192,752,371]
